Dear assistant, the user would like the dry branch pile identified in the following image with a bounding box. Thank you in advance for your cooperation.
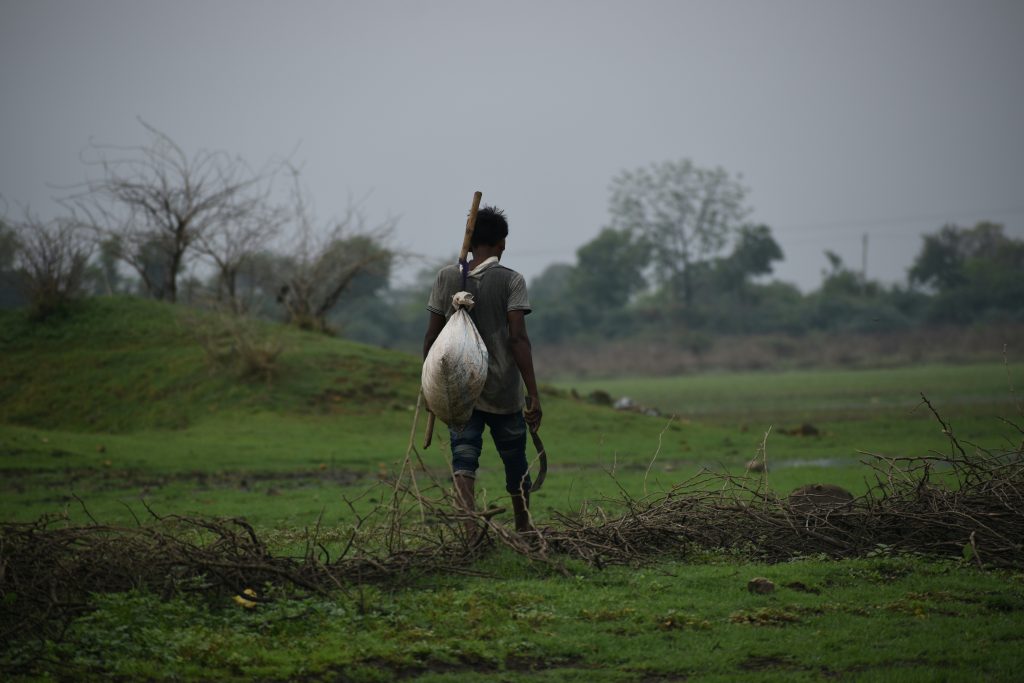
[543,399,1024,568]
[0,501,483,641]
[545,445,1024,568]
[2,407,1022,640]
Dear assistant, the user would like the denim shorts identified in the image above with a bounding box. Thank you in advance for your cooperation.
[450,409,531,494]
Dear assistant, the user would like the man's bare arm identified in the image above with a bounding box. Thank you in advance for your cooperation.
[507,309,542,431]
[423,312,445,359]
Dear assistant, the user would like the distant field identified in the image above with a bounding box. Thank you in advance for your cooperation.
[556,362,1024,421]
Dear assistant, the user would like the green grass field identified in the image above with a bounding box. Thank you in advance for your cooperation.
[557,362,1023,422]
[2,298,1023,681]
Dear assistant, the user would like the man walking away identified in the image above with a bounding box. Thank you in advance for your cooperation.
[423,205,542,533]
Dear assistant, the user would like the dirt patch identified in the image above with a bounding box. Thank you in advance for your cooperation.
[0,466,366,494]
[505,653,585,672]
[729,607,802,626]
[783,581,821,594]
[739,653,802,671]
[778,423,820,437]
[1,446,78,459]
[325,653,587,680]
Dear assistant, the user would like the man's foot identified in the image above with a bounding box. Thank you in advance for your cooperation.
[510,492,533,533]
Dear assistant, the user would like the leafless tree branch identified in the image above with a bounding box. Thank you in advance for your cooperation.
[7,209,93,317]
[274,168,396,332]
[62,120,276,304]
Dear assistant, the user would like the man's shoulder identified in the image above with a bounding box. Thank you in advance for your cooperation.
[432,264,461,284]
[490,264,524,280]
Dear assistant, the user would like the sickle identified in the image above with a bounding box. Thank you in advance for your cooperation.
[528,428,548,493]
[525,396,547,493]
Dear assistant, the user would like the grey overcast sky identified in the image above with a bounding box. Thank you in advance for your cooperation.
[2,0,1022,291]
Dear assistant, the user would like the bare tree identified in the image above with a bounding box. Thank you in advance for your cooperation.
[275,174,395,332]
[65,120,270,303]
[9,211,93,317]
[192,189,286,313]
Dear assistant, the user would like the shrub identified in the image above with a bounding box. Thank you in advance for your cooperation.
[9,214,92,318]
[183,307,284,383]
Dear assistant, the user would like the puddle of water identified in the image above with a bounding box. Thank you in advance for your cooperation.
[772,458,849,470]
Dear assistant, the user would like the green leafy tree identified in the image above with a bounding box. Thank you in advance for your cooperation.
[910,222,1024,322]
[726,224,783,279]
[685,225,787,332]
[569,227,649,330]
[820,250,867,298]
[712,224,783,296]
[528,263,579,344]
[910,222,1017,290]
[608,159,749,308]
[371,259,455,352]
[327,247,398,343]
[808,251,916,332]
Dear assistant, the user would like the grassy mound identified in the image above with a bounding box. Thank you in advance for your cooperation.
[0,297,421,432]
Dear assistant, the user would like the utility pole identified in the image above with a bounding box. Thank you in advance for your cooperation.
[861,232,869,295]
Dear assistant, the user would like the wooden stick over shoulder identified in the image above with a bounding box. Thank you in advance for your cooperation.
[459,191,483,265]
[423,190,483,449]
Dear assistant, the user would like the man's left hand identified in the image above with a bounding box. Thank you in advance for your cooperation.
[524,395,542,433]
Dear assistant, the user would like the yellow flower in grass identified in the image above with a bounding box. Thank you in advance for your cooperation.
[233,588,258,608]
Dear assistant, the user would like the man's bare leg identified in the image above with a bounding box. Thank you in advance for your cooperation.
[454,474,482,544]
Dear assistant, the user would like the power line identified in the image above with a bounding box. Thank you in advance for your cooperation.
[770,206,1024,235]
[429,205,1024,259]
[779,232,923,247]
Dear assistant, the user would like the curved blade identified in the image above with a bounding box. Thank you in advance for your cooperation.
[529,428,547,493]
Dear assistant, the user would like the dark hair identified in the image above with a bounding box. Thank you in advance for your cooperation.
[470,206,508,247]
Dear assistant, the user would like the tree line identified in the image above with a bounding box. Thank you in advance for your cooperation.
[379,161,1023,351]
[0,122,394,330]
[2,130,1021,351]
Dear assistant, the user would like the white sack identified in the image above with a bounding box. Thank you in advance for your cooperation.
[421,291,488,429]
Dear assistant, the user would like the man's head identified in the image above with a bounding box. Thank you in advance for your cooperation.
[470,206,508,250]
